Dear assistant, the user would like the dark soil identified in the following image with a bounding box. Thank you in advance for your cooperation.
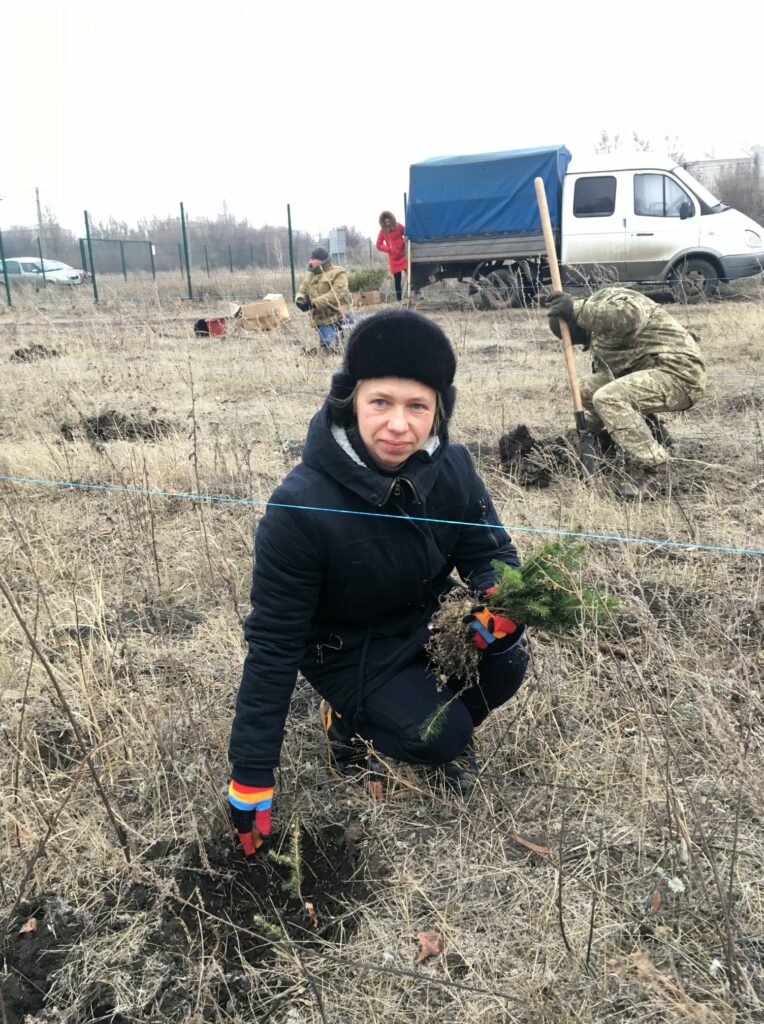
[498,424,577,486]
[637,581,703,629]
[59,409,176,443]
[718,393,763,413]
[117,601,204,636]
[1,824,367,1023]
[10,344,60,362]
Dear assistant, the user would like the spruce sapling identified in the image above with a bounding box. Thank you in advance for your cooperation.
[268,818,303,900]
[486,536,621,631]
[425,536,621,712]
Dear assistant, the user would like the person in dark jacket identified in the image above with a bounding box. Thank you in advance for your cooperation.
[228,309,528,853]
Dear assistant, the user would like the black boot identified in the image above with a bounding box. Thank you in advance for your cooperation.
[440,737,480,796]
[595,429,617,455]
[616,463,671,500]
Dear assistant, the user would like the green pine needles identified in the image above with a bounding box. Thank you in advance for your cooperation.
[486,536,622,631]
[421,536,622,740]
[268,818,303,900]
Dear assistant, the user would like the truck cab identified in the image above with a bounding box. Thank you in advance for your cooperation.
[561,154,764,298]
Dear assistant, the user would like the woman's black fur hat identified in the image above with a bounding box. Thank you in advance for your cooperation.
[329,309,457,427]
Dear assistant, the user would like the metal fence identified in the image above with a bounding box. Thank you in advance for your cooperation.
[0,199,391,306]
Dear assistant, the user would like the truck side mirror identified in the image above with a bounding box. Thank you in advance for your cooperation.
[679,201,694,220]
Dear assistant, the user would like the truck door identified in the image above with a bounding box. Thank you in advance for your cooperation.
[561,173,627,284]
[623,172,700,283]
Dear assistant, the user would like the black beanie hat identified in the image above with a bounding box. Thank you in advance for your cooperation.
[329,308,457,427]
[310,246,330,262]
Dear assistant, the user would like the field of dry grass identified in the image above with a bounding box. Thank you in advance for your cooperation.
[1,272,762,1023]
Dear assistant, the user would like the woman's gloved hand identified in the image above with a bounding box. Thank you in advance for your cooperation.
[228,779,273,857]
[463,587,519,650]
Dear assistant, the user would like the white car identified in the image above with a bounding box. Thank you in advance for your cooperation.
[1,257,86,285]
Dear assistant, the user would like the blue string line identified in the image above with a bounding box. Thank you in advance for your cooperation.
[0,359,759,384]
[2,474,762,558]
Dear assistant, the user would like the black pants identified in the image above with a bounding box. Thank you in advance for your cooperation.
[393,271,403,301]
[359,634,528,765]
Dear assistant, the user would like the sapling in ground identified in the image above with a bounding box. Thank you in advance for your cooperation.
[268,818,303,900]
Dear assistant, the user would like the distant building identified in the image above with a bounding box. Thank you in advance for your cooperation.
[328,228,346,262]
[684,146,762,191]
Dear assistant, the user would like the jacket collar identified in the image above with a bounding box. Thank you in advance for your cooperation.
[302,401,447,508]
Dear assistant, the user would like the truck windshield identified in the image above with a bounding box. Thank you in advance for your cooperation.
[674,168,729,213]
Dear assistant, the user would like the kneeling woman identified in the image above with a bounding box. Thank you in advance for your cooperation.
[228,310,528,849]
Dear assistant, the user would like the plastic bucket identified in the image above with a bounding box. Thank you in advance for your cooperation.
[207,317,227,336]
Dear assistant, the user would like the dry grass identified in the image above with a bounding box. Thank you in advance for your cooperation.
[0,276,763,1023]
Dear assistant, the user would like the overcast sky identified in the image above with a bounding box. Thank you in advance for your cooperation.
[3,0,760,241]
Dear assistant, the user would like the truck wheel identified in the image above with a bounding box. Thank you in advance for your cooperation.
[669,258,719,303]
[472,268,522,309]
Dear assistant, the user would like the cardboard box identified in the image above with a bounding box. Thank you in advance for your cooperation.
[234,293,291,331]
[355,290,381,307]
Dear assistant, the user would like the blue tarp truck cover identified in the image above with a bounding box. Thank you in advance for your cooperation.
[406,145,572,242]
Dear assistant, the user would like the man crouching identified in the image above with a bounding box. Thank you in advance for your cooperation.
[546,287,706,498]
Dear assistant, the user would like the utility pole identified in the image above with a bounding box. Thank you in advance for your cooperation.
[35,187,44,245]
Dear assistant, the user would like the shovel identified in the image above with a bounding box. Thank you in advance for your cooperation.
[533,177,596,474]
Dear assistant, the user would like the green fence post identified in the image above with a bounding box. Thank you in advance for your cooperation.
[287,203,296,300]
[148,242,156,280]
[403,192,408,222]
[84,211,99,303]
[119,240,127,280]
[0,229,12,306]
[177,243,184,277]
[204,245,210,276]
[79,238,88,274]
[250,243,254,265]
[180,201,193,300]
[37,237,47,286]
[228,244,233,274]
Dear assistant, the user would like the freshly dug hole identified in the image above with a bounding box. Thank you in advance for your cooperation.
[10,344,61,362]
[2,825,367,1022]
[60,408,177,443]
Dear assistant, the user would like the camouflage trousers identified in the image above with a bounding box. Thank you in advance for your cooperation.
[579,370,702,468]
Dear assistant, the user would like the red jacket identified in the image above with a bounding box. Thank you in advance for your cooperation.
[376,223,407,274]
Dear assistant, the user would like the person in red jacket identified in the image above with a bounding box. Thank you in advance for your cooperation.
[376,211,408,301]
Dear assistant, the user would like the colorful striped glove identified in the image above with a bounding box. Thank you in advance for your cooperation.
[464,605,519,649]
[228,780,273,857]
[463,588,519,651]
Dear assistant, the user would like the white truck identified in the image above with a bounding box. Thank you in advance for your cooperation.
[406,145,764,304]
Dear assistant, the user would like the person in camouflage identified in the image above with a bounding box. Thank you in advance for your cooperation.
[546,287,706,496]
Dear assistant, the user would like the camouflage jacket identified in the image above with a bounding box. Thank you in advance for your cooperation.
[573,288,706,391]
[296,262,352,327]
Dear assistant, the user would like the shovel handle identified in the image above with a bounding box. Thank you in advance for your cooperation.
[534,177,585,417]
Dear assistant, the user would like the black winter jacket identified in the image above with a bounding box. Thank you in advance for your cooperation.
[229,400,520,785]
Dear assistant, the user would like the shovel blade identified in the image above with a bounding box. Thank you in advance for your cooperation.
[581,433,596,475]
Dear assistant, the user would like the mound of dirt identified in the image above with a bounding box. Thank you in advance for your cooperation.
[60,408,176,443]
[498,424,576,487]
[10,344,60,362]
[118,601,204,636]
[718,393,763,413]
[2,824,366,1022]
